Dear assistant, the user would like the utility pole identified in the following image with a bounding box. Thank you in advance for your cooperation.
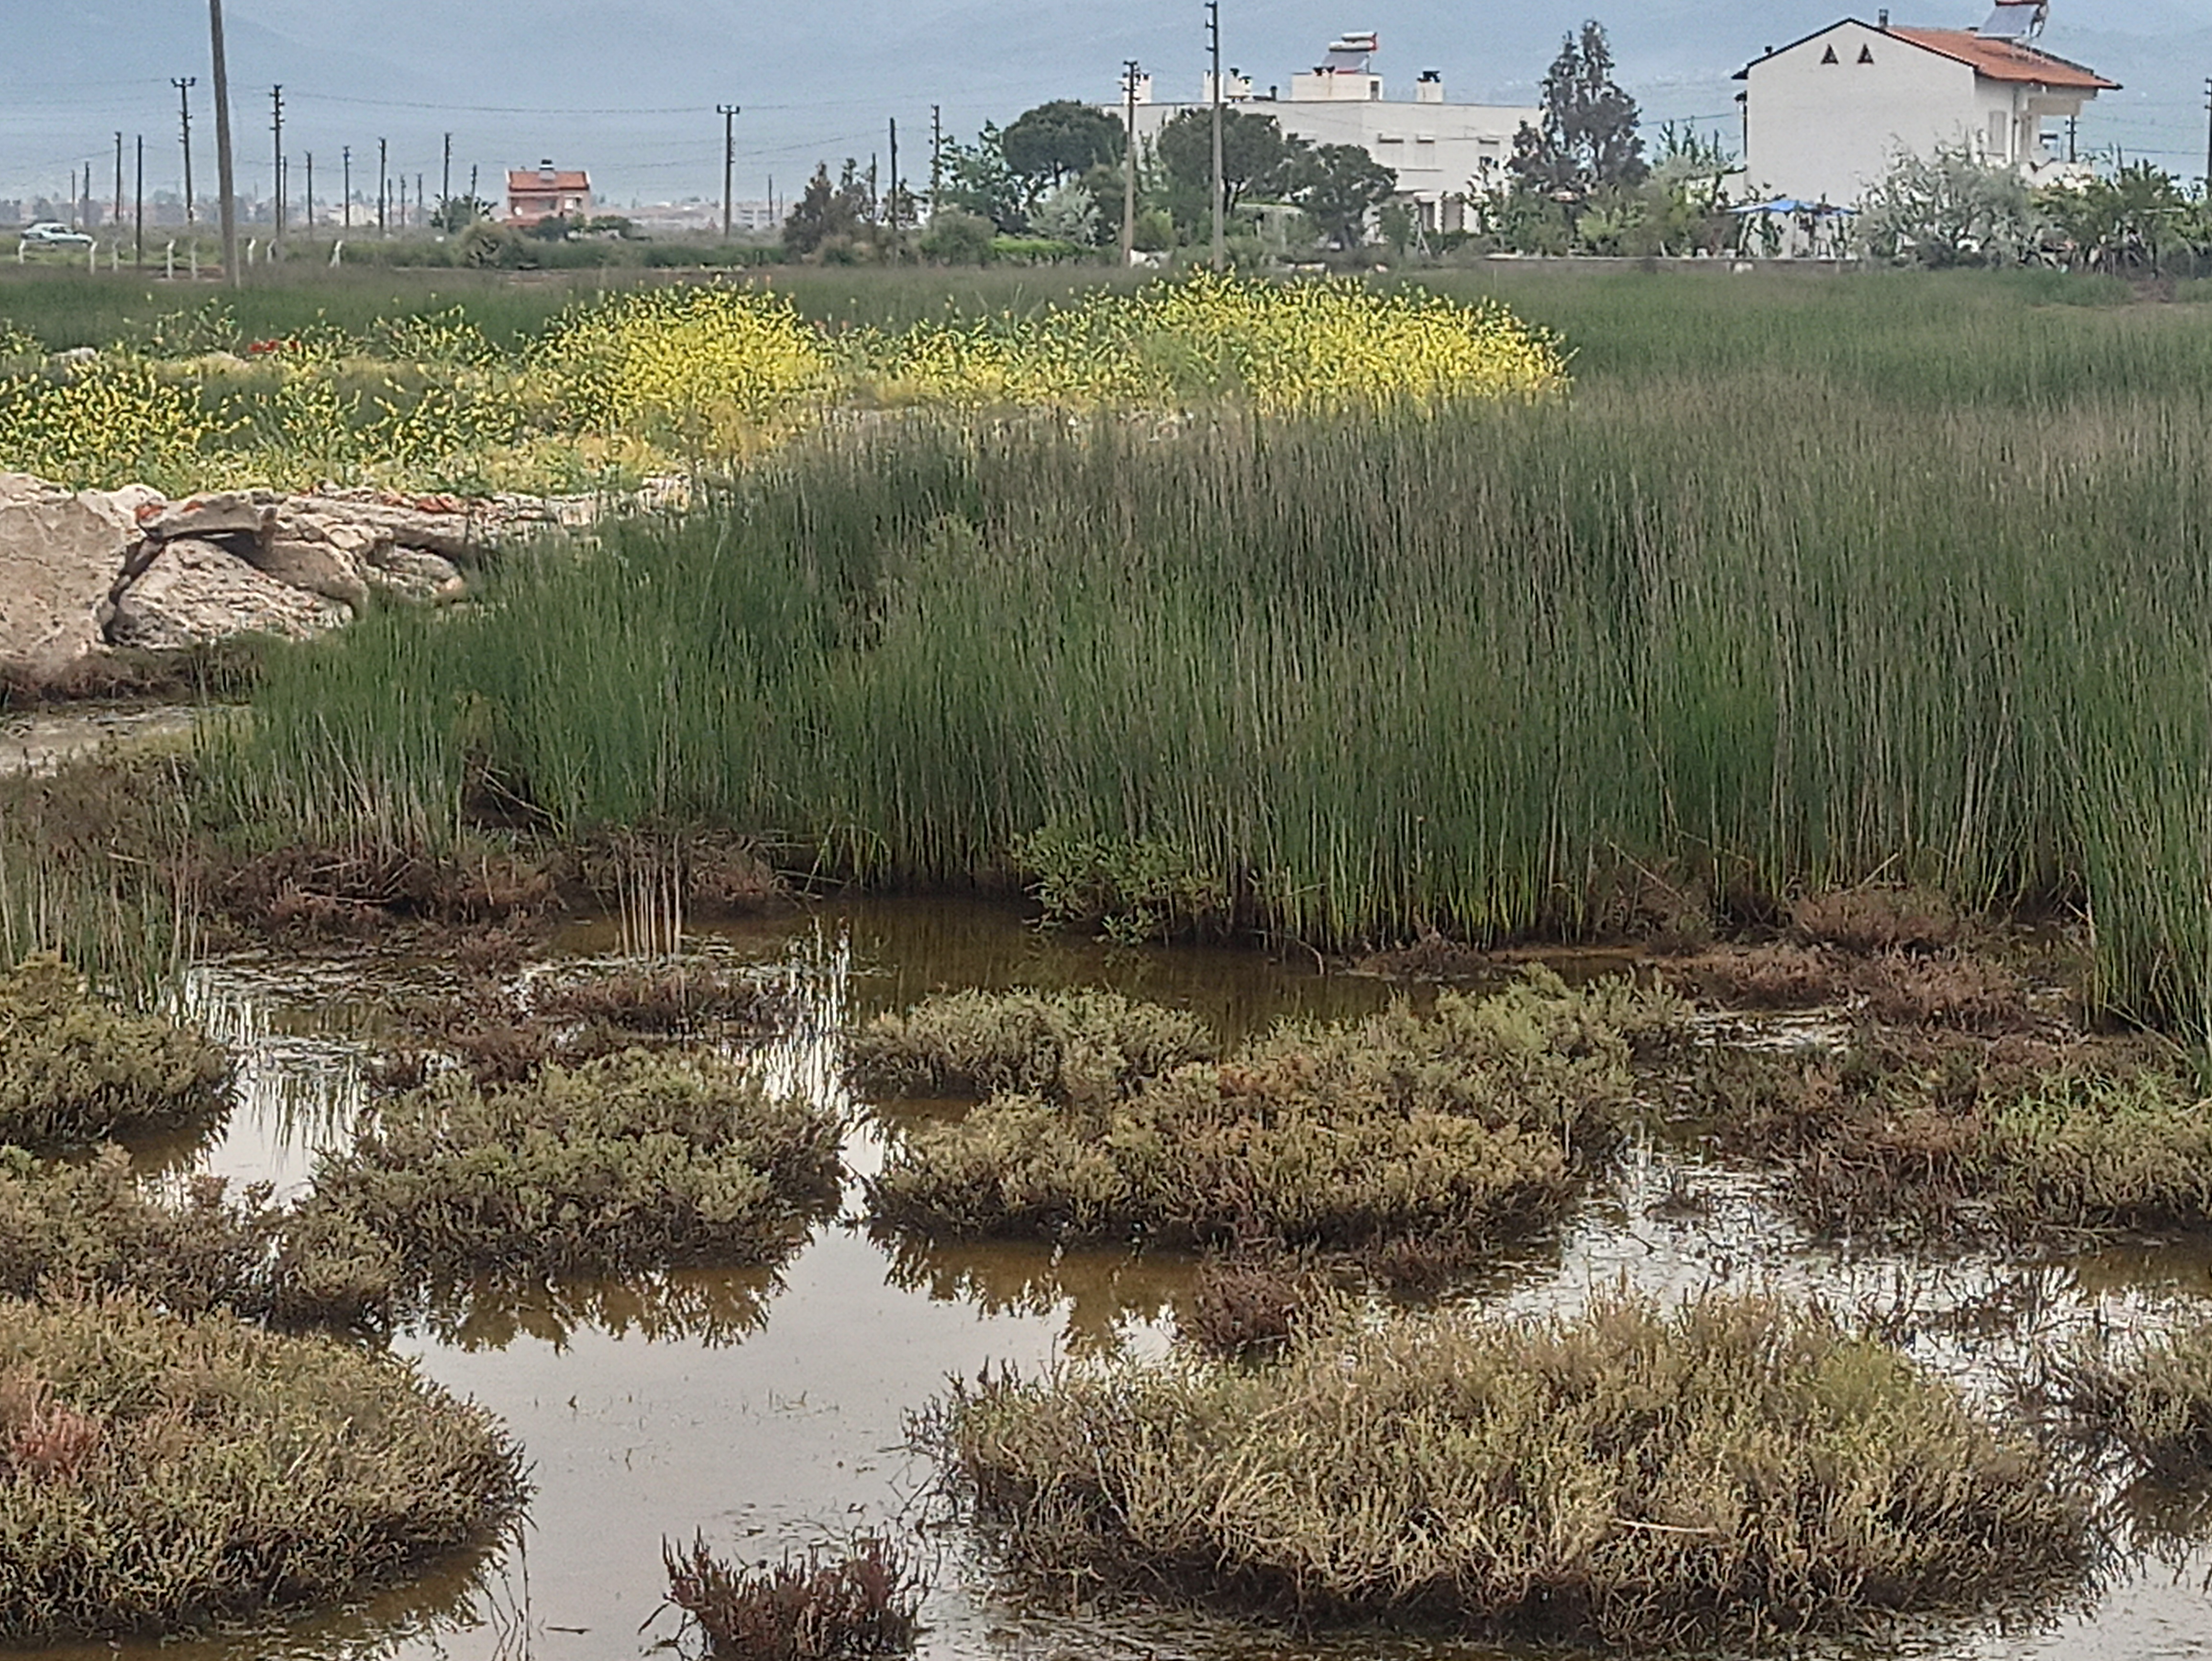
[2203,78,2211,191]
[304,152,313,228]
[416,173,424,231]
[441,131,452,220]
[173,77,197,224]
[269,85,284,248]
[888,117,900,231]
[208,0,239,286]
[1122,60,1141,265]
[112,133,123,227]
[1206,0,1225,270]
[930,105,943,217]
[343,146,352,229]
[377,138,387,234]
[718,103,741,239]
[134,134,144,266]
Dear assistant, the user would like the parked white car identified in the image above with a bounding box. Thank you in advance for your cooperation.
[19,221,95,248]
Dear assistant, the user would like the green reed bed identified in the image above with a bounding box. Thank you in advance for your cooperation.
[924,1290,2092,1645]
[208,274,2212,1034]
[0,1291,525,1643]
[866,970,1681,1250]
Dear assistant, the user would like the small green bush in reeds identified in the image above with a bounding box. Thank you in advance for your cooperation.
[0,1291,525,1642]
[663,1533,923,1661]
[303,1050,843,1280]
[0,953,227,1145]
[0,1147,394,1329]
[847,988,1217,1104]
[868,970,1681,1249]
[924,1291,2092,1645]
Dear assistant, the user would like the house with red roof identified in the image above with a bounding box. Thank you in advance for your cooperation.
[506,160,593,226]
[1735,4,2117,208]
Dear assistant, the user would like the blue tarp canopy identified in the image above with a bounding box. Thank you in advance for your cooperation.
[1729,199,1857,215]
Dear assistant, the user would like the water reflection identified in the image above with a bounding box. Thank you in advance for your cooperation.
[74,896,2212,1661]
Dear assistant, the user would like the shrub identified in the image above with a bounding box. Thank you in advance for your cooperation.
[0,954,228,1147]
[925,1292,2092,1645]
[303,1050,843,1280]
[0,1291,526,1642]
[1706,1039,2212,1237]
[2052,1318,2212,1477]
[0,1146,395,1330]
[868,971,1684,1249]
[663,1533,922,1660]
[847,988,1216,1104]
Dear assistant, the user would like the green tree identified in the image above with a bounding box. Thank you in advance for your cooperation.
[1294,144,1398,249]
[1510,20,1647,198]
[432,195,495,233]
[918,209,996,265]
[783,161,872,258]
[1858,142,2035,267]
[2038,163,2197,275]
[939,125,1029,233]
[1001,101,1126,201]
[1155,108,1299,229]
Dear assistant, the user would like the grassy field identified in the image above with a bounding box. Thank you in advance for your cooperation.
[201,267,2212,1035]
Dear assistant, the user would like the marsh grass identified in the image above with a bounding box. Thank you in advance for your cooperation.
[2052,1320,2212,1478]
[1705,1036,2212,1237]
[868,970,1683,1250]
[847,988,1217,1104]
[662,1533,923,1661]
[0,953,227,1145]
[303,1050,843,1280]
[924,1290,2091,1646]
[0,1290,526,1642]
[0,1147,395,1329]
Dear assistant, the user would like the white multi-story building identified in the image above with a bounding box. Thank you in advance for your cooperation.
[1115,32,1538,232]
[1735,3,2117,207]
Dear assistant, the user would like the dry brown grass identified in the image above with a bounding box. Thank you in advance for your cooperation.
[1788,887,1965,954]
[926,1291,2091,1646]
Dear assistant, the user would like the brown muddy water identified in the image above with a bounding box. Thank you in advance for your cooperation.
[42,897,2212,1661]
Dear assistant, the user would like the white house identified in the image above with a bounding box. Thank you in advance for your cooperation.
[1115,33,1538,232]
[1736,4,2117,208]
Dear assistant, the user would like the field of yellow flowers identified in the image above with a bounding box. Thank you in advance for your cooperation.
[0,276,1565,494]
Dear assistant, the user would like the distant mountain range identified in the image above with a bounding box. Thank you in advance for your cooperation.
[1,1,2198,207]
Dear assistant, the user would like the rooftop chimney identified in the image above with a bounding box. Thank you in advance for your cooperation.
[1416,68,1444,103]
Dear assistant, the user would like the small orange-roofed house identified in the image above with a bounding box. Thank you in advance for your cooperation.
[506,160,593,225]
[1735,3,2117,207]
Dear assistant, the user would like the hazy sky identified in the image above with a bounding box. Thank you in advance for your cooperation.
[1,1,2201,208]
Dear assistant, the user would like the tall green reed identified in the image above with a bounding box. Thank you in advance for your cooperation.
[217,278,2212,1036]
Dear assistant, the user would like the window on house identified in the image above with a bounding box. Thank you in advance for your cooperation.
[1821,44,1839,64]
[1989,111,2009,156]
[1858,44,1875,63]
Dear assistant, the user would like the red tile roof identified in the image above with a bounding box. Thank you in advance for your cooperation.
[1887,28,2118,91]
[506,169,590,192]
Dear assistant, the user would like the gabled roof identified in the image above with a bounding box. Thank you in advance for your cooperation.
[1887,27,2118,90]
[506,169,590,192]
[1734,16,2118,90]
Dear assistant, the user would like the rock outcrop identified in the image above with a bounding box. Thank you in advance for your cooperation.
[108,538,352,652]
[0,479,520,690]
[0,476,162,687]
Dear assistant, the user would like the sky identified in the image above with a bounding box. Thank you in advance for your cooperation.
[0,0,2202,210]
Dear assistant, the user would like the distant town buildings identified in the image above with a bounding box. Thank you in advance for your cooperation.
[506,160,593,225]
[1117,33,1538,233]
[1736,3,2116,206]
